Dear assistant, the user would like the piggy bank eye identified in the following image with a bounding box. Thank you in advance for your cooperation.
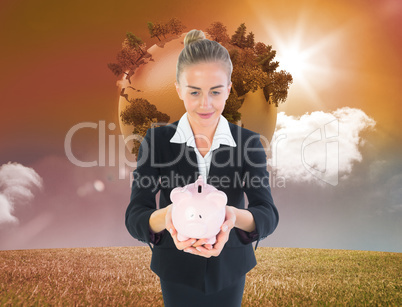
[185,207,197,220]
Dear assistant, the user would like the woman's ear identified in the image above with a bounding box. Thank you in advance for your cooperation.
[175,81,183,100]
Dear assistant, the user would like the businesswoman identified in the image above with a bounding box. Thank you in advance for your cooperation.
[125,29,279,306]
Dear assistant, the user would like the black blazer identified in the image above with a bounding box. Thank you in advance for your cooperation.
[125,120,279,294]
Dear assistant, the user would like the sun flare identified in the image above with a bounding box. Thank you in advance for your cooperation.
[276,45,310,80]
[259,13,347,107]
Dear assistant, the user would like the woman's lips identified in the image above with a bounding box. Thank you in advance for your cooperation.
[197,112,214,119]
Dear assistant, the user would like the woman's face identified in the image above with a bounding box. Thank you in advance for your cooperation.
[175,61,232,130]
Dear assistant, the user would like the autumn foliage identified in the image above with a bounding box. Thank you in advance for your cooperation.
[108,20,293,156]
[120,98,170,155]
[210,22,293,122]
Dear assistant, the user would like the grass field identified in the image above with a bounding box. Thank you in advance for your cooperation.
[0,246,400,306]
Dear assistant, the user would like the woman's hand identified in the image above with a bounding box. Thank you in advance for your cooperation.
[183,206,237,258]
[165,204,206,251]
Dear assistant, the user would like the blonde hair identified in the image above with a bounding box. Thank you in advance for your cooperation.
[176,29,233,85]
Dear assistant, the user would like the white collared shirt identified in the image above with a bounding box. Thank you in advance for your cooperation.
[170,113,237,180]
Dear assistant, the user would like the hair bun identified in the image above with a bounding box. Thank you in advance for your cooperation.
[184,29,206,46]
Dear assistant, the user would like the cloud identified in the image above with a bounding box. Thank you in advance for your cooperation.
[0,162,43,226]
[0,155,134,250]
[268,107,376,186]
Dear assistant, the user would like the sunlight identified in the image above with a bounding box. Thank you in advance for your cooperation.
[275,45,310,80]
[257,12,349,107]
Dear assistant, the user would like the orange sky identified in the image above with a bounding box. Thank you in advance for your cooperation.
[0,0,400,164]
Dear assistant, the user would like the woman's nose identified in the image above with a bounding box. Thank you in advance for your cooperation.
[200,94,211,109]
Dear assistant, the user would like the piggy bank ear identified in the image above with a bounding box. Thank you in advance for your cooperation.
[206,191,227,207]
[170,187,192,203]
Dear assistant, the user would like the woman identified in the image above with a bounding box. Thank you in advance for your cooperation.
[125,29,279,306]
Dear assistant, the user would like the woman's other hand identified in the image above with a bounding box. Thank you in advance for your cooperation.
[165,204,205,251]
[183,205,237,258]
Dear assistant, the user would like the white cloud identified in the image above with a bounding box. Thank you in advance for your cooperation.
[0,194,18,225]
[268,107,376,186]
[0,162,43,226]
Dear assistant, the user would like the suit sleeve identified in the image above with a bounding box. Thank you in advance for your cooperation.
[240,133,279,248]
[125,129,162,244]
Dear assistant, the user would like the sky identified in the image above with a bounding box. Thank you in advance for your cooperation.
[0,0,401,252]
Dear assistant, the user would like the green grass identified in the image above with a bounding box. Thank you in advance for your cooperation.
[0,247,400,306]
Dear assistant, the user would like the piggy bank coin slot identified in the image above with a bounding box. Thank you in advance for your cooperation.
[198,185,202,193]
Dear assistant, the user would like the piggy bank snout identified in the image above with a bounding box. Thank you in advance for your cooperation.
[185,207,203,221]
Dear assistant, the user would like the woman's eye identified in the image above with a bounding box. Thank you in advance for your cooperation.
[190,92,199,96]
[211,91,221,95]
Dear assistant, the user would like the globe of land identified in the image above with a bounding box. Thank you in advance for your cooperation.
[117,33,277,154]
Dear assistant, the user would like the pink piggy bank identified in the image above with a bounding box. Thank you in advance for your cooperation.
[170,175,227,245]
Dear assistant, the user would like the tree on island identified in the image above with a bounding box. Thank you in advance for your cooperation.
[230,47,268,97]
[206,22,230,43]
[230,23,248,48]
[264,71,293,107]
[255,42,278,73]
[206,21,293,121]
[167,17,186,35]
[222,89,242,123]
[254,41,292,105]
[148,18,186,41]
[108,63,123,77]
[120,98,170,155]
[147,22,168,41]
[126,32,146,56]
[107,31,147,79]
[230,23,255,49]
[245,31,255,48]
